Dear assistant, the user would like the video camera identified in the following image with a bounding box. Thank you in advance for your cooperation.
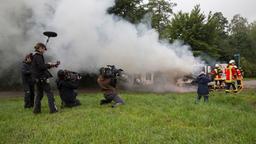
[58,69,82,81]
[100,65,123,79]
[64,70,82,81]
[49,61,60,68]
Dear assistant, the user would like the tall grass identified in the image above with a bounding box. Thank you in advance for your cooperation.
[0,90,255,144]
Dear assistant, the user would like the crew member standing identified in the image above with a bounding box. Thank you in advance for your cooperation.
[21,53,35,108]
[31,42,59,114]
[194,71,211,103]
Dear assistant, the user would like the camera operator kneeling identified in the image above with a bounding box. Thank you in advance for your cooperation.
[56,70,81,108]
[97,67,125,108]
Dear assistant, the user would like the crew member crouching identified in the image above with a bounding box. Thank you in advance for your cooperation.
[97,67,124,108]
[56,70,81,108]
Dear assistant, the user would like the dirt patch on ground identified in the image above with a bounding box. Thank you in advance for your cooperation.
[0,91,23,98]
[0,88,99,99]
[0,80,255,98]
[243,80,256,89]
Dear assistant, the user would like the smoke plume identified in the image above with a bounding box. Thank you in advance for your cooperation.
[0,0,203,91]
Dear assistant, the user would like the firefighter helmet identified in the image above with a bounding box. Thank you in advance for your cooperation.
[229,60,235,64]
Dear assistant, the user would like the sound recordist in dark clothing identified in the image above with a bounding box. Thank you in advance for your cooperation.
[32,42,59,114]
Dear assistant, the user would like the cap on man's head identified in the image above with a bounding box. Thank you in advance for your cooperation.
[34,42,47,50]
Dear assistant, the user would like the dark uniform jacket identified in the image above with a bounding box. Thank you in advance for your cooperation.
[97,75,116,94]
[21,62,34,84]
[195,74,211,95]
[31,52,52,80]
[56,79,79,104]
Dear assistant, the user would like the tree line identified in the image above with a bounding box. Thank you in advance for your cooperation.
[108,0,256,77]
[1,0,255,90]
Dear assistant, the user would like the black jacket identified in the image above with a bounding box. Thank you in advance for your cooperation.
[31,52,52,80]
[21,62,34,84]
[56,79,79,104]
[195,74,211,95]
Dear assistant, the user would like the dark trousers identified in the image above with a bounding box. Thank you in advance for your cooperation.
[23,83,35,108]
[61,92,81,108]
[215,80,222,86]
[195,95,208,103]
[59,90,81,108]
[101,93,124,105]
[33,81,57,113]
[237,80,242,89]
[62,99,81,108]
[225,82,237,92]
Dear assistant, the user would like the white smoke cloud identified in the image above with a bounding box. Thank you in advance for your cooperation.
[49,0,203,74]
[0,0,204,91]
[0,0,55,74]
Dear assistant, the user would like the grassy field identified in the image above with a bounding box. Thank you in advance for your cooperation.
[0,90,256,144]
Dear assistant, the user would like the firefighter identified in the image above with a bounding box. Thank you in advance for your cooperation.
[225,60,237,93]
[211,64,223,89]
[31,42,60,114]
[21,53,35,108]
[235,66,243,90]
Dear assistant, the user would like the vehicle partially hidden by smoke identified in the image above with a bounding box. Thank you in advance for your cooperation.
[114,64,205,92]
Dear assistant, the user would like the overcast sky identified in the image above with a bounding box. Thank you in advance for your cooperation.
[171,0,256,23]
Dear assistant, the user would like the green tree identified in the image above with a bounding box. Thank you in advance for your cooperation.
[228,15,256,76]
[145,0,176,37]
[228,15,250,60]
[166,5,223,59]
[107,0,145,23]
[248,21,256,62]
[206,12,230,61]
[108,0,176,38]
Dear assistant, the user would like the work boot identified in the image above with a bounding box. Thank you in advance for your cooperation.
[225,90,230,93]
[24,104,32,109]
[204,96,209,103]
[100,99,108,105]
[49,109,58,114]
[111,102,123,108]
[33,109,41,114]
